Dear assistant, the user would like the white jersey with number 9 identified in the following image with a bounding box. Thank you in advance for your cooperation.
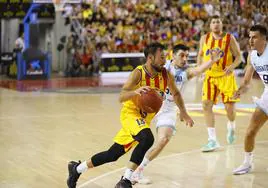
[250,44,268,115]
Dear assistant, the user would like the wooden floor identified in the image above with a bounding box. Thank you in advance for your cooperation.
[0,76,267,188]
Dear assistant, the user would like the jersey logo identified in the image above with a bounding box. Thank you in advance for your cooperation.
[206,48,224,58]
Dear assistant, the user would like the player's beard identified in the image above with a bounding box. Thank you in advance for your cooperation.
[151,63,162,72]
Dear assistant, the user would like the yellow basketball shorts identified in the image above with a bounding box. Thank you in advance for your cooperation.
[113,106,155,152]
[202,73,240,104]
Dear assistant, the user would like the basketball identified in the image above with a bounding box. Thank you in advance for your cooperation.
[136,89,163,113]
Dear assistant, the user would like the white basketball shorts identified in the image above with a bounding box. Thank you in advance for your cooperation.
[253,88,268,115]
[153,107,177,133]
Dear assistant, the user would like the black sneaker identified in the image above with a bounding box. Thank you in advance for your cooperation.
[67,161,81,188]
[115,177,132,188]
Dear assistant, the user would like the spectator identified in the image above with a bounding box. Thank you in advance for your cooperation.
[78,46,93,76]
[65,35,76,77]
[14,33,25,53]
[62,0,268,56]
[92,43,102,76]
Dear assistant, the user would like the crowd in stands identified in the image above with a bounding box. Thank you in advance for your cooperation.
[61,0,268,76]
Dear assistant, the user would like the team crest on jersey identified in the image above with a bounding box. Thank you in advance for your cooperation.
[206,47,224,58]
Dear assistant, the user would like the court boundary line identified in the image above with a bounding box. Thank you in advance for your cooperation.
[0,103,255,120]
[78,140,268,188]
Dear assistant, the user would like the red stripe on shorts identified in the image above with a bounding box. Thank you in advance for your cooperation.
[213,85,218,102]
[221,93,225,103]
[207,77,211,100]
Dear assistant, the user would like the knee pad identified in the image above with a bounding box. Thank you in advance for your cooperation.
[135,128,154,149]
[130,128,154,165]
[91,143,125,167]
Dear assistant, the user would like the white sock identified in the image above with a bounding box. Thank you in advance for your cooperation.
[138,157,150,170]
[243,152,253,165]
[227,121,236,130]
[207,127,216,141]
[123,168,134,180]
[76,161,88,174]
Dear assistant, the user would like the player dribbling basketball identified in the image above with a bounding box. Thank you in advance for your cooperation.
[135,89,163,113]
[67,43,194,188]
[132,44,223,184]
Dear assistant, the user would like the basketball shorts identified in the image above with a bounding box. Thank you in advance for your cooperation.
[202,73,240,104]
[253,88,268,116]
[113,106,155,152]
[153,101,177,134]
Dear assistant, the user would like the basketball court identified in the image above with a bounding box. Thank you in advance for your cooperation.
[0,76,267,188]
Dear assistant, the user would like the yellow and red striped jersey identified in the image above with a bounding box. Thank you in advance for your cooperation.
[123,65,168,110]
[202,32,233,77]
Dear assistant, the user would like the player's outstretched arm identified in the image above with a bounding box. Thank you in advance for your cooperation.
[119,69,150,103]
[233,56,255,99]
[187,49,223,79]
[167,71,194,127]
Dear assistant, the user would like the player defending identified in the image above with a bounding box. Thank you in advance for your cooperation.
[67,43,194,188]
[197,15,242,152]
[132,44,223,184]
[233,25,268,175]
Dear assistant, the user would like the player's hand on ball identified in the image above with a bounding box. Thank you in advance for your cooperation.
[179,111,194,127]
[134,86,151,95]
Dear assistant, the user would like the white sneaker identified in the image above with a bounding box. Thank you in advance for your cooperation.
[233,163,252,175]
[131,170,152,185]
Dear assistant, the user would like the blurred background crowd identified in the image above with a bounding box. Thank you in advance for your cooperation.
[55,0,268,76]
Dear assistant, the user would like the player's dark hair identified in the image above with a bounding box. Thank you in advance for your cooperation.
[172,44,190,54]
[250,25,267,39]
[209,15,222,23]
[144,42,165,58]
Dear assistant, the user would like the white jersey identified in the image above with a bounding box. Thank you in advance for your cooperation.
[250,43,268,115]
[153,61,189,132]
[163,60,188,108]
[250,44,268,89]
